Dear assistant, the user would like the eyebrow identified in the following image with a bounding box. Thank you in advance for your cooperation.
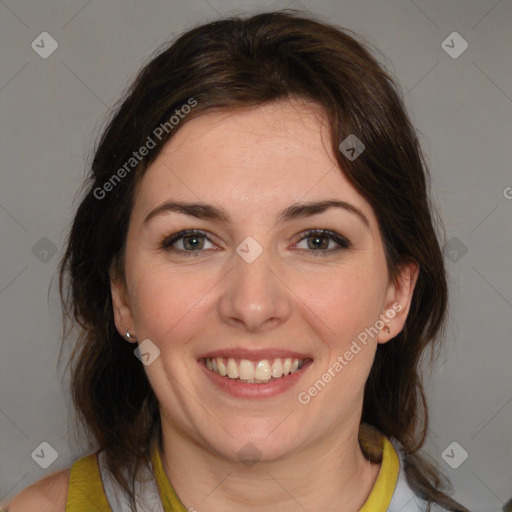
[143,199,370,228]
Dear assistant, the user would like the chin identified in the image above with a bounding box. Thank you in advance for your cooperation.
[205,425,305,465]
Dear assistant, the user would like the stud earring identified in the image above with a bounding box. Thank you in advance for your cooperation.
[125,328,137,341]
[384,325,391,334]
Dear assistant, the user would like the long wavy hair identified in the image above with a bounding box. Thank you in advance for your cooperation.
[59,9,470,511]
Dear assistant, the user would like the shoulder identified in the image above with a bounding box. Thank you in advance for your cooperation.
[2,468,69,512]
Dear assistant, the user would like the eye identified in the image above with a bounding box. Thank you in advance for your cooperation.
[160,228,351,258]
[161,229,216,256]
[294,229,351,256]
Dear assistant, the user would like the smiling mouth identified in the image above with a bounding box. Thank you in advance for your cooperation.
[202,357,311,383]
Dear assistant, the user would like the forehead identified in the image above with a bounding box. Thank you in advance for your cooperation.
[133,100,371,223]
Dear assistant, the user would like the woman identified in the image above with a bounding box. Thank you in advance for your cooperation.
[4,9,472,512]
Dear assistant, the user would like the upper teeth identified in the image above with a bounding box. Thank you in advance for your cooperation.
[205,357,303,382]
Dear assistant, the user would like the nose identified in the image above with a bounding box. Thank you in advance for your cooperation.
[217,243,292,333]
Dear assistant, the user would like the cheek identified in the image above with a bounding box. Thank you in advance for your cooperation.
[293,269,385,412]
[127,259,218,344]
[295,264,387,344]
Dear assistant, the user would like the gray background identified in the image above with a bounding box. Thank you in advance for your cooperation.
[0,0,511,510]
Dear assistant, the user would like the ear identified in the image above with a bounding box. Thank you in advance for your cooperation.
[377,260,420,344]
[110,264,136,343]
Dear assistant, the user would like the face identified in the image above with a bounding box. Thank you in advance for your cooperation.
[111,99,417,463]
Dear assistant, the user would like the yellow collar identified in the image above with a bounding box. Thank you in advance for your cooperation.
[151,434,399,510]
[359,434,400,510]
[151,441,188,511]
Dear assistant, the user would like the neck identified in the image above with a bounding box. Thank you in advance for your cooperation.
[159,419,381,512]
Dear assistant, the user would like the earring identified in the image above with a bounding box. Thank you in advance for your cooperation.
[125,328,137,341]
[384,325,391,334]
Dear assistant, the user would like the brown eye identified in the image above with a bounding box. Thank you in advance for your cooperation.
[295,229,350,256]
[161,230,215,255]
[181,234,205,250]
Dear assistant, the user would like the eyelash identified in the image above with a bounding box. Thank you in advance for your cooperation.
[160,229,351,257]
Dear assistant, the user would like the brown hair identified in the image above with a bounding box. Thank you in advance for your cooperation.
[59,9,470,511]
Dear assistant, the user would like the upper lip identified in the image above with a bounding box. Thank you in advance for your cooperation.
[198,348,313,361]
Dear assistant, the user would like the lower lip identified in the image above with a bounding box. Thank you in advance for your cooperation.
[199,359,313,399]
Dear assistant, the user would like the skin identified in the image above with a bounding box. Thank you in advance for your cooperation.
[4,469,68,511]
[6,99,419,512]
[106,98,419,512]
